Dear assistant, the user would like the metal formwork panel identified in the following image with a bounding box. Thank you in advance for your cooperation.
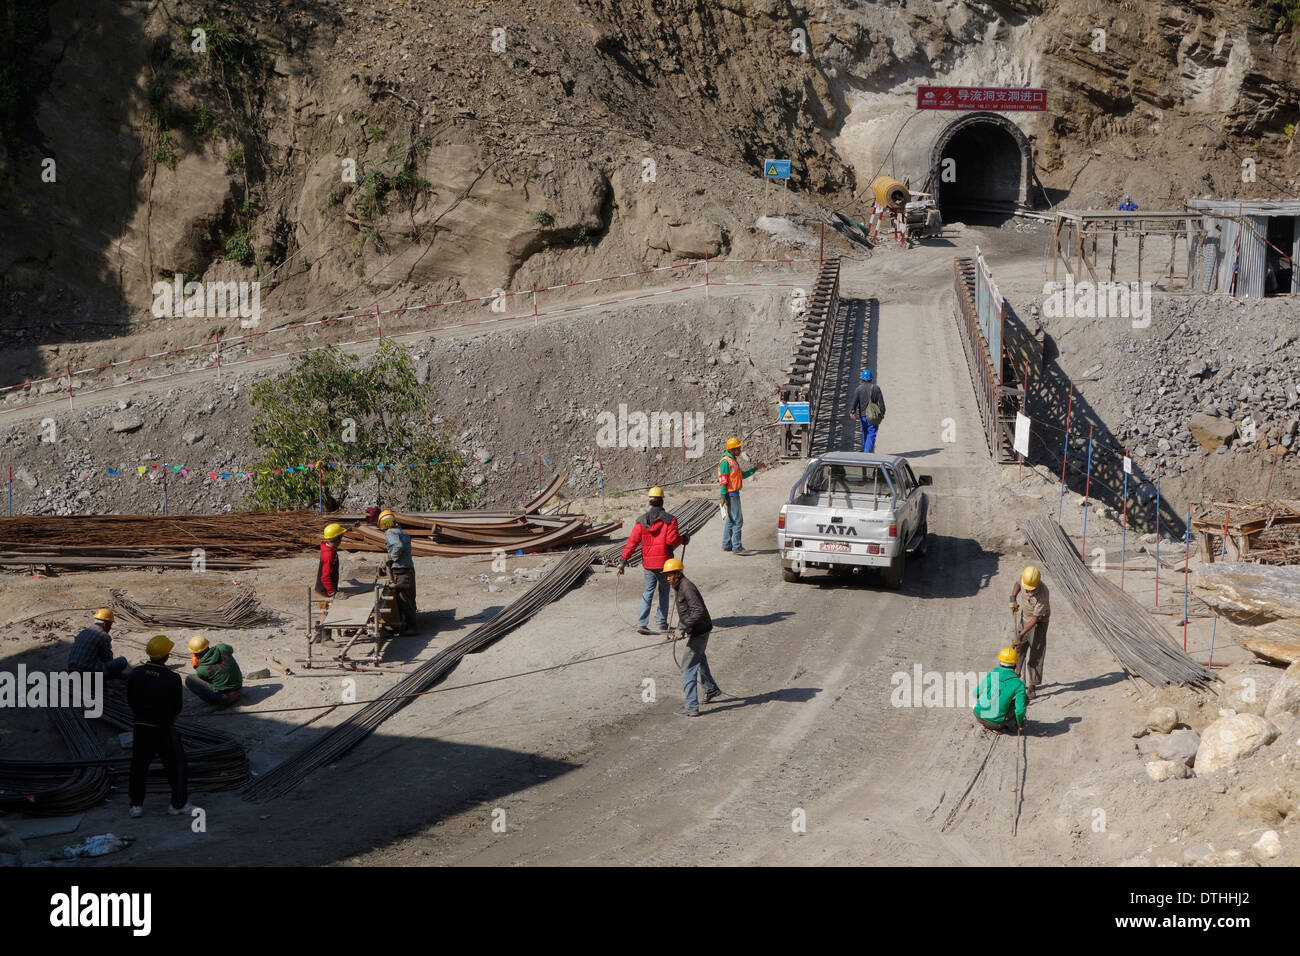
[1293,217,1300,294]
[1236,216,1268,298]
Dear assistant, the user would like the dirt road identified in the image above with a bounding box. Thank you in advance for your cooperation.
[310,238,1124,866]
[45,226,1141,867]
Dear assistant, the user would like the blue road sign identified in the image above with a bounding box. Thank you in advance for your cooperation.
[777,402,810,424]
[764,159,791,180]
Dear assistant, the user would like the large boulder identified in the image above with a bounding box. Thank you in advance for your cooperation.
[666,221,727,259]
[1219,663,1284,716]
[1152,728,1201,767]
[1195,564,1300,662]
[1265,661,1300,719]
[1146,759,1191,781]
[1252,830,1283,862]
[1146,706,1178,733]
[1194,713,1279,772]
[1188,412,1237,449]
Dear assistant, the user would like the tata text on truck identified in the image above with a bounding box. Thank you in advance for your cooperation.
[777,452,931,589]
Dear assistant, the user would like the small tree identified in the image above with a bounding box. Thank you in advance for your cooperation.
[246,340,469,511]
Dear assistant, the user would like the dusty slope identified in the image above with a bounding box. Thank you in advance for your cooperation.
[3,0,1297,385]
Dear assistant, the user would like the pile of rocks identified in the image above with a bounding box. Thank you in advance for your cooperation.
[1038,294,1300,478]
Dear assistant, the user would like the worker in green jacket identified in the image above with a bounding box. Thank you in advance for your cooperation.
[972,647,1027,734]
[186,635,243,706]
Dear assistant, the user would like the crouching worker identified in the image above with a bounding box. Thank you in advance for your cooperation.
[972,646,1027,735]
[127,635,192,818]
[185,635,242,706]
[68,608,130,680]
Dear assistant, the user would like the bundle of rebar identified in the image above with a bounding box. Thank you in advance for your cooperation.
[1021,516,1217,691]
[243,548,595,802]
[0,510,325,569]
[110,588,274,628]
[343,512,620,557]
[0,707,111,815]
[595,498,719,567]
[0,696,249,815]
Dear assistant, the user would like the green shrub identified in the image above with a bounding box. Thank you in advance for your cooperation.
[225,231,254,265]
[154,129,177,170]
[246,341,469,511]
[533,210,554,227]
[193,102,217,140]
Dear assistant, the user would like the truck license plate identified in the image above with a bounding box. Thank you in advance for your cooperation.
[819,542,851,553]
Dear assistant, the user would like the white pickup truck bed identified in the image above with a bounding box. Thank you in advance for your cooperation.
[777,452,930,589]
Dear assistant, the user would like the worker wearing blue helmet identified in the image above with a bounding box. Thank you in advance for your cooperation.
[849,368,886,453]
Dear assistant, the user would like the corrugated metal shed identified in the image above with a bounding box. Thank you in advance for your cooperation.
[1186,199,1300,216]
[1185,198,1300,296]
[1292,219,1300,294]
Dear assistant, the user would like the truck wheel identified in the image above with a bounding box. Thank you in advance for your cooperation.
[782,566,802,583]
[881,554,905,589]
[909,518,929,559]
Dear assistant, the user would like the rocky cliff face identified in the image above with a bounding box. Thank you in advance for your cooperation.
[1,0,1297,361]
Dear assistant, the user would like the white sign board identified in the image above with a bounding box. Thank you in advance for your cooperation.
[1014,412,1030,458]
[1122,456,1132,475]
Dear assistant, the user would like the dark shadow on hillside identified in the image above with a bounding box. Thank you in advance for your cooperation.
[0,0,346,388]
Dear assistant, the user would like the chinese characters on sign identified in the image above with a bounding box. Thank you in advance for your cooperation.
[916,85,1048,111]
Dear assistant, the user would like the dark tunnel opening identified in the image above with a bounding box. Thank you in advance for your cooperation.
[933,116,1031,223]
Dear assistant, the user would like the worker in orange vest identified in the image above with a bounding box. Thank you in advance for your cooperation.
[718,437,757,555]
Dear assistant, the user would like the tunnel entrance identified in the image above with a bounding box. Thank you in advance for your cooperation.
[931,113,1033,222]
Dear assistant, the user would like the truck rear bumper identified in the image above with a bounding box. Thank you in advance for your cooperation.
[780,547,892,569]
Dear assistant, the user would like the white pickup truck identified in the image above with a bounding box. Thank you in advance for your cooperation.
[777,452,931,589]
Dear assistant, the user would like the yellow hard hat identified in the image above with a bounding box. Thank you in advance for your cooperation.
[378,509,396,530]
[1021,566,1040,591]
[998,646,1018,666]
[648,486,665,499]
[188,635,209,654]
[725,437,742,451]
[93,607,115,623]
[322,522,345,540]
[662,558,684,573]
[146,635,174,659]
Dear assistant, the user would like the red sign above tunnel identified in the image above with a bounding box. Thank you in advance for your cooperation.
[916,85,1047,111]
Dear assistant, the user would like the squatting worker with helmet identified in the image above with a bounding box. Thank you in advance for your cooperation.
[663,558,722,716]
[127,635,193,819]
[972,646,1028,734]
[315,523,345,597]
[379,510,417,633]
[185,635,243,706]
[849,368,886,453]
[618,486,688,636]
[68,608,129,680]
[1009,565,1051,698]
[718,437,757,555]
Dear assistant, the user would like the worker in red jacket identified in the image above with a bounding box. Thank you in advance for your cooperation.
[315,523,345,597]
[618,487,687,635]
